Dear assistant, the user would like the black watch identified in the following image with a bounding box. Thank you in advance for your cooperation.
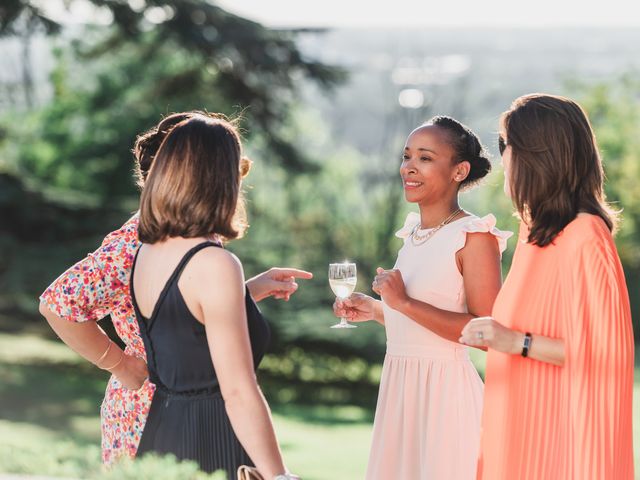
[521,332,532,357]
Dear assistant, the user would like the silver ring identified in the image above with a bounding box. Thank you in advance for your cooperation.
[476,331,484,340]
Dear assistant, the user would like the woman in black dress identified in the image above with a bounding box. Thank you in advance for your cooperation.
[130,113,299,479]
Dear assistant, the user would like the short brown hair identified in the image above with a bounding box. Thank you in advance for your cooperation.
[132,112,200,188]
[502,93,618,247]
[138,114,247,244]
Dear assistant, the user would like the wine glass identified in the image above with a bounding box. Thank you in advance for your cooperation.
[328,262,357,329]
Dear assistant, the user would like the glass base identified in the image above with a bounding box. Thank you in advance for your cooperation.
[330,321,357,329]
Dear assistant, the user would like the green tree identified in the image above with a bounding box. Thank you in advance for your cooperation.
[573,74,640,338]
[0,0,60,107]
[3,0,344,200]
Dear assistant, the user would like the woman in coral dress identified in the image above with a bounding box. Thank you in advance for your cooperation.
[460,94,634,479]
[335,116,512,479]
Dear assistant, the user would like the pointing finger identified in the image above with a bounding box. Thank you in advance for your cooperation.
[273,268,314,280]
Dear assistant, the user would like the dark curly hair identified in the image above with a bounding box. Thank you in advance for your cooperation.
[132,111,202,189]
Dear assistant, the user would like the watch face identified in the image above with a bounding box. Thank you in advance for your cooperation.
[522,333,532,357]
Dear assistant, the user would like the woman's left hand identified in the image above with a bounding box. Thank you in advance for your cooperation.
[246,268,313,302]
[372,267,409,311]
[459,316,522,354]
[113,354,149,390]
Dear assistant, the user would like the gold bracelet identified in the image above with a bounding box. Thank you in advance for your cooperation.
[95,340,113,367]
[103,349,125,371]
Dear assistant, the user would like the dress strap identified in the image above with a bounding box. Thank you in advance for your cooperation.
[130,241,222,328]
[166,241,222,287]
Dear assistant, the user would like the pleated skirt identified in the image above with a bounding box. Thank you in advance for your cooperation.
[136,389,252,477]
[366,344,484,480]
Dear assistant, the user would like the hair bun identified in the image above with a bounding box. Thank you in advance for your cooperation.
[425,115,492,189]
[132,112,199,188]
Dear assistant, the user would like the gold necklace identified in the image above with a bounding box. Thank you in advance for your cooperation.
[410,208,463,246]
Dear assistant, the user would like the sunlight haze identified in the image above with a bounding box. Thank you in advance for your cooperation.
[217,0,640,27]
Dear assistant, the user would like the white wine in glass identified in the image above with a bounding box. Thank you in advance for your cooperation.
[328,262,357,329]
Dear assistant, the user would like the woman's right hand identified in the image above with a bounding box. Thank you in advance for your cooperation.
[333,292,376,322]
[113,354,148,390]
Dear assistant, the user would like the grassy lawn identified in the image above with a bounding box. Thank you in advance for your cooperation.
[0,332,638,479]
[0,332,372,479]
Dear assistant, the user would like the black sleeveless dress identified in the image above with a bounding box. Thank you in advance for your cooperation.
[130,242,270,477]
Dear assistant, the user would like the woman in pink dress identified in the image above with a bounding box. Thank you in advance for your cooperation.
[39,111,313,465]
[334,116,512,479]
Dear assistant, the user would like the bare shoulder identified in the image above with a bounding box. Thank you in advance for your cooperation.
[187,246,244,283]
[456,230,501,276]
[179,246,245,319]
[461,230,500,256]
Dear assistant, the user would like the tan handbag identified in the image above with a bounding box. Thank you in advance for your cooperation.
[237,465,264,480]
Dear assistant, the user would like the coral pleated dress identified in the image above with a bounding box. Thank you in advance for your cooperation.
[478,214,634,480]
[366,213,512,480]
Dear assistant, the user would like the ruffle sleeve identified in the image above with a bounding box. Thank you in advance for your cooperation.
[39,215,140,322]
[454,214,513,255]
[395,212,421,239]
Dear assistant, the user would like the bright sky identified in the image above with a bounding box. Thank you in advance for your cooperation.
[216,0,640,27]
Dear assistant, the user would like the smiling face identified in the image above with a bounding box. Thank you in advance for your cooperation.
[400,125,468,206]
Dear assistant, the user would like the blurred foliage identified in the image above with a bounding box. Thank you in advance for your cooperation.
[0,8,638,476]
[570,74,640,329]
[0,439,224,479]
[3,0,345,200]
[0,2,638,417]
[99,455,226,480]
[0,1,60,37]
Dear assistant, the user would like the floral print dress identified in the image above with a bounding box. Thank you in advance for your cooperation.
[40,215,153,465]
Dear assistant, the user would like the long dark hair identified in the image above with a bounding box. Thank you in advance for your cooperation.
[502,93,618,247]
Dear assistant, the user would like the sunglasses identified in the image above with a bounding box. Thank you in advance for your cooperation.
[498,136,507,156]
